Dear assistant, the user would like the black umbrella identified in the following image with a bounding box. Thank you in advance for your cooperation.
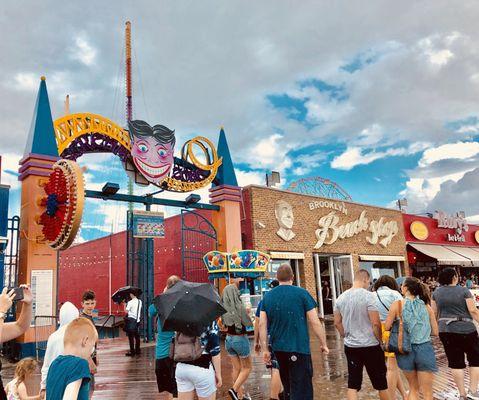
[111,286,142,304]
[154,280,226,336]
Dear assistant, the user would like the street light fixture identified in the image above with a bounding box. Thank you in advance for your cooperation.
[185,194,201,205]
[102,182,120,196]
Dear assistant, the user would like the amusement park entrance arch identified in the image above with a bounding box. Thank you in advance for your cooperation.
[35,109,224,341]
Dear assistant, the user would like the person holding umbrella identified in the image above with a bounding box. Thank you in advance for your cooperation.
[112,286,143,357]
[149,275,181,399]
[154,280,226,400]
[125,290,142,357]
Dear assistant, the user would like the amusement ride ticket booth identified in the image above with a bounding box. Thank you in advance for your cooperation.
[241,185,408,317]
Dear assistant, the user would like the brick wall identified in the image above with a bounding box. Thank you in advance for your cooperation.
[242,185,408,297]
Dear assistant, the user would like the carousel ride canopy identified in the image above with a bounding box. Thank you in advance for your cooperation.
[203,250,271,279]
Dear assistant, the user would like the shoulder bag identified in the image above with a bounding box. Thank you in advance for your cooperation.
[385,300,411,354]
[123,300,141,333]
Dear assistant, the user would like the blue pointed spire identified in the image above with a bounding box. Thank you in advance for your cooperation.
[24,77,58,157]
[214,127,238,186]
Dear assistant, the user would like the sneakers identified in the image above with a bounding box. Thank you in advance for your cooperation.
[468,392,479,400]
[125,351,134,357]
[228,389,240,400]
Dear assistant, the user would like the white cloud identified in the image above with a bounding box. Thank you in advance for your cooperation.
[417,32,460,67]
[290,150,327,177]
[467,214,479,224]
[0,153,21,189]
[86,200,128,234]
[12,73,37,91]
[235,169,264,186]
[70,36,97,66]
[331,146,412,170]
[400,171,470,211]
[418,141,479,167]
[399,141,479,213]
[251,134,292,172]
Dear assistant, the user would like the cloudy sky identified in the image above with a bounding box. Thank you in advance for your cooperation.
[1,1,479,241]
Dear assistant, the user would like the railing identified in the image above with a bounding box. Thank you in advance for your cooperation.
[34,315,58,361]
[97,314,122,338]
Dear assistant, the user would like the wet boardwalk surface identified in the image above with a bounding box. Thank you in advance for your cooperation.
[0,321,473,399]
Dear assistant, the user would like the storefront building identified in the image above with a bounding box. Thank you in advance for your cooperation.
[241,185,408,316]
[403,212,479,278]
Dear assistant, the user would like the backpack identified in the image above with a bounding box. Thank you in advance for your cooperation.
[170,332,203,362]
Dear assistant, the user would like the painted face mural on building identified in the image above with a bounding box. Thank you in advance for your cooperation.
[128,120,176,185]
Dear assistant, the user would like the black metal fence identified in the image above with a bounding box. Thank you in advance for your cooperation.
[34,315,58,361]
[181,210,217,283]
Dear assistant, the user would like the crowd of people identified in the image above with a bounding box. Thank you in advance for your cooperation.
[4,264,479,399]
[334,267,479,400]
[418,272,479,293]
[147,265,329,400]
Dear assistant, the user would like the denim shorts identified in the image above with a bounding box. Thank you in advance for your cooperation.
[396,341,437,372]
[225,335,251,358]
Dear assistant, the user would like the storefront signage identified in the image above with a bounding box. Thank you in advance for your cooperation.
[410,221,429,241]
[447,233,466,242]
[309,200,348,215]
[434,210,468,233]
[434,210,468,242]
[314,211,399,249]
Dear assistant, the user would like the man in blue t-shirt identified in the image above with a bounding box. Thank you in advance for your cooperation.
[149,303,177,398]
[260,264,329,400]
[149,275,180,399]
[254,280,282,400]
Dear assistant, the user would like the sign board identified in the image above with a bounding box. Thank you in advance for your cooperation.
[410,221,429,241]
[132,210,165,238]
[31,269,53,327]
[434,210,468,242]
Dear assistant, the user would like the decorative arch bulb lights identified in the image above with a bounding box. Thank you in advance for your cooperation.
[39,160,85,250]
[36,116,225,251]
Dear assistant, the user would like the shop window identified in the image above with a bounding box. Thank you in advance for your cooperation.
[359,261,400,279]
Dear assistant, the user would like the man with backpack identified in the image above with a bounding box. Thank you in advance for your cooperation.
[173,321,222,399]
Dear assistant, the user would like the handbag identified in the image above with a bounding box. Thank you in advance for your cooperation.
[385,300,411,355]
[123,299,141,333]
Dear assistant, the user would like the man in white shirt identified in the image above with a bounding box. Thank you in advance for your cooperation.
[334,269,389,400]
[125,293,142,356]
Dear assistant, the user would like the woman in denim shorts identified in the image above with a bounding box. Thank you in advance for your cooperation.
[385,277,438,400]
[221,277,253,400]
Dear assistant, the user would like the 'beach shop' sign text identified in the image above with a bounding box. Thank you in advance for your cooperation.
[314,211,399,249]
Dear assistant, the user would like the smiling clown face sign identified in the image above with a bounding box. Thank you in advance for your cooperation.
[128,120,176,185]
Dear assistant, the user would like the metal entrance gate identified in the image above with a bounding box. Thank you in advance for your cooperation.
[126,211,154,341]
[4,216,20,291]
[181,210,217,282]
